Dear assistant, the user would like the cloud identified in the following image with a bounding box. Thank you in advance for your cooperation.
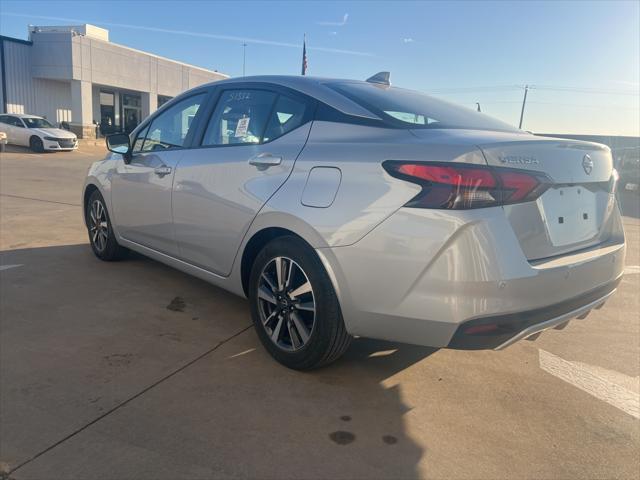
[612,80,640,87]
[329,31,338,36]
[4,12,373,57]
[317,13,349,27]
[403,38,415,43]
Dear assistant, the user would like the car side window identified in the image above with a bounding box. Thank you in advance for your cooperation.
[201,89,277,146]
[7,117,22,127]
[262,95,308,143]
[132,124,150,153]
[140,93,206,152]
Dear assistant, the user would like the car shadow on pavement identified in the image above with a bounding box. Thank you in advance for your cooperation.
[1,145,45,155]
[1,243,430,479]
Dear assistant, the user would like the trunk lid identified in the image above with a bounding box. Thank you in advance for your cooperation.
[479,134,615,260]
[409,130,616,261]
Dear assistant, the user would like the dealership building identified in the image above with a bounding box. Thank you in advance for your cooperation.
[0,24,228,138]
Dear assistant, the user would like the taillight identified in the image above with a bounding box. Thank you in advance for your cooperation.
[383,161,551,209]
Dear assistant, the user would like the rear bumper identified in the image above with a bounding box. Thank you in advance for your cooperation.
[318,204,626,349]
[448,276,621,350]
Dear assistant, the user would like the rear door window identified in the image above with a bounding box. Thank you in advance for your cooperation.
[262,95,308,143]
[202,89,277,146]
[7,117,24,127]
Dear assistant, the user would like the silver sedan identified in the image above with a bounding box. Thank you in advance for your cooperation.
[82,74,625,369]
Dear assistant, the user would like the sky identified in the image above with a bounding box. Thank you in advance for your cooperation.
[1,0,638,136]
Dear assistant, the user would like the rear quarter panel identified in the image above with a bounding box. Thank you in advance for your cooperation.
[263,121,488,247]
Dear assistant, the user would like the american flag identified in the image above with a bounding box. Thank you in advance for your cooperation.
[301,35,308,75]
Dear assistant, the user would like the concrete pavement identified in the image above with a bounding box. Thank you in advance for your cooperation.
[1,146,638,479]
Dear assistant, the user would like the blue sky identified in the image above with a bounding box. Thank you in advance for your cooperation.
[1,1,638,135]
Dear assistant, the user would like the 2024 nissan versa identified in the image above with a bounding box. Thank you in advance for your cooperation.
[83,74,625,369]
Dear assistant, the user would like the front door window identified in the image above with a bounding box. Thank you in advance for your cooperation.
[135,93,206,152]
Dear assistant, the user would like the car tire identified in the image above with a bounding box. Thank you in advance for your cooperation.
[249,235,351,370]
[86,190,129,261]
[29,136,44,153]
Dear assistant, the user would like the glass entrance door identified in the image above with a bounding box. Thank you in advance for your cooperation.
[99,91,116,136]
[121,93,142,133]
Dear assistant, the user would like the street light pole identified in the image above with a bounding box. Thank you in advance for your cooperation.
[518,85,529,129]
[242,42,247,76]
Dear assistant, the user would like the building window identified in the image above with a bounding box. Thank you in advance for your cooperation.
[122,94,141,108]
[158,95,172,108]
[99,92,114,106]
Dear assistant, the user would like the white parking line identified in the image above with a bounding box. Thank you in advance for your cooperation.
[0,264,23,272]
[226,348,255,359]
[624,265,640,275]
[539,349,639,419]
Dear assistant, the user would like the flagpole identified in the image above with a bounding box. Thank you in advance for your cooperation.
[301,33,307,76]
[242,42,247,76]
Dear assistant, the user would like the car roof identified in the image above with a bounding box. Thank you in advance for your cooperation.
[6,114,44,119]
[199,75,382,120]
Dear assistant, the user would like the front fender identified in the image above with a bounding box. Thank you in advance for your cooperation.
[81,154,121,229]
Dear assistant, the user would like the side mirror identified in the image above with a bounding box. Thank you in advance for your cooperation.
[106,133,132,162]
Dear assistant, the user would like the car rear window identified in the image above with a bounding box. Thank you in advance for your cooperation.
[328,82,518,132]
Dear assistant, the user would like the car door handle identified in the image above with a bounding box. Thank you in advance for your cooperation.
[248,153,282,169]
[154,166,172,177]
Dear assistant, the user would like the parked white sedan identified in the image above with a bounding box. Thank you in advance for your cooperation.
[0,114,78,152]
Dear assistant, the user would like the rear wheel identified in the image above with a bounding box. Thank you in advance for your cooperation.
[86,190,128,261]
[29,136,44,153]
[249,236,351,370]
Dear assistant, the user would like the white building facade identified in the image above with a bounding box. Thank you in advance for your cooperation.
[0,24,228,138]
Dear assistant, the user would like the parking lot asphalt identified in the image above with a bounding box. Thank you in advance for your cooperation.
[1,145,639,479]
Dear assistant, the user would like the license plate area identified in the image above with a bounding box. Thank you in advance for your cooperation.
[538,186,600,247]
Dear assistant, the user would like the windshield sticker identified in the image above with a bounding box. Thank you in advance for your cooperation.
[227,91,251,102]
[235,117,250,137]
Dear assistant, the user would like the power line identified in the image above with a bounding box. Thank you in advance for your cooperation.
[529,85,639,96]
[464,101,640,110]
[429,84,639,96]
[428,85,521,94]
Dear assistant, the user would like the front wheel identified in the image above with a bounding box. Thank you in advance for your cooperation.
[249,236,351,370]
[29,136,44,153]
[86,190,128,261]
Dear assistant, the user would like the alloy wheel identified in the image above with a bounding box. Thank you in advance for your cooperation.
[89,199,109,252]
[257,256,316,351]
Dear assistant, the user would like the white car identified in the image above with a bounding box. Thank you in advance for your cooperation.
[0,114,78,152]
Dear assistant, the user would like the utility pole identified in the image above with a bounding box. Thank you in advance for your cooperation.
[242,42,247,76]
[518,85,529,129]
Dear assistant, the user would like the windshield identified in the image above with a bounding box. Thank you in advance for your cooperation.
[328,82,519,132]
[23,117,55,129]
